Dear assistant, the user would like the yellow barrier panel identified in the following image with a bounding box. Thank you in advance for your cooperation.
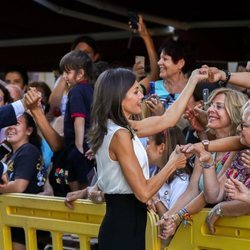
[166,208,250,250]
[0,193,105,250]
[0,194,249,250]
[0,193,161,250]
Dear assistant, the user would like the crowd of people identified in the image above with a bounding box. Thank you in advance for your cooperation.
[0,15,249,250]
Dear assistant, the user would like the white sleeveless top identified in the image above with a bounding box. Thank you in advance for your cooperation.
[96,119,149,194]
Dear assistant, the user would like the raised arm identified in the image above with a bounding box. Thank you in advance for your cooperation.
[205,65,250,88]
[112,129,186,203]
[181,136,244,155]
[25,88,64,152]
[49,76,68,116]
[131,68,209,137]
[136,15,159,92]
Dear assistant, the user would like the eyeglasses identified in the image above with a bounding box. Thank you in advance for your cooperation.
[207,102,225,111]
[239,122,250,130]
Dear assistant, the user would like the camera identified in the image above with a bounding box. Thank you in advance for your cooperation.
[128,11,139,30]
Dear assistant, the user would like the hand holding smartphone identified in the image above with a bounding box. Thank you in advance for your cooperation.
[135,56,145,68]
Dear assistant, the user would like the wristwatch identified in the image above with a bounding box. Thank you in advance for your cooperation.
[219,70,231,87]
[214,205,223,217]
[202,140,210,151]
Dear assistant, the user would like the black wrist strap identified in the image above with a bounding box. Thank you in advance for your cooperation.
[218,70,231,87]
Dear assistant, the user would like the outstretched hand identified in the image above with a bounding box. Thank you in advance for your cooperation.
[225,177,250,203]
[189,67,209,83]
[64,189,87,209]
[25,87,42,111]
[168,145,187,170]
[201,65,225,83]
[185,107,206,132]
[206,205,220,234]
[156,213,179,239]
[145,94,165,115]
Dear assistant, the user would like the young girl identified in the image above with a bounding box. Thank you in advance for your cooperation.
[147,126,191,218]
[60,49,95,191]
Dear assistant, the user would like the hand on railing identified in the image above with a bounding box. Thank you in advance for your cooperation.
[64,189,88,209]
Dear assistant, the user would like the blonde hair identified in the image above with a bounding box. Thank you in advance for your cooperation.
[242,99,250,117]
[208,88,248,136]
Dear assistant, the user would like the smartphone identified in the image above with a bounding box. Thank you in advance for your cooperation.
[128,11,139,30]
[135,56,145,68]
[203,88,209,110]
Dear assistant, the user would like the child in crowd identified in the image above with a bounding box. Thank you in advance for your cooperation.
[60,49,95,191]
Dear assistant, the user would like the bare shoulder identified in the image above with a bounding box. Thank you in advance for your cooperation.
[112,128,132,143]
[110,128,134,161]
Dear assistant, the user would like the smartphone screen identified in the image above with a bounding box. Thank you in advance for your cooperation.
[135,56,145,68]
[203,88,209,110]
[128,11,139,30]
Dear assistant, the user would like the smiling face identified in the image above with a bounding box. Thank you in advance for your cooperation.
[157,52,184,80]
[121,81,144,119]
[62,69,84,86]
[207,93,231,136]
[5,115,33,151]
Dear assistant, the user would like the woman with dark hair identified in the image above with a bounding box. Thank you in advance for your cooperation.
[0,112,47,250]
[146,37,195,114]
[87,66,208,250]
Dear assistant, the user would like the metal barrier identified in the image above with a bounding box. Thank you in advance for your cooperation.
[0,194,249,250]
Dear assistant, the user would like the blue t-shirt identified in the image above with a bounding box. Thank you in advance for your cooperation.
[154,80,180,109]
[41,139,53,171]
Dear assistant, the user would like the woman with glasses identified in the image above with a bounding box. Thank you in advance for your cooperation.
[157,88,248,239]
[204,100,250,233]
